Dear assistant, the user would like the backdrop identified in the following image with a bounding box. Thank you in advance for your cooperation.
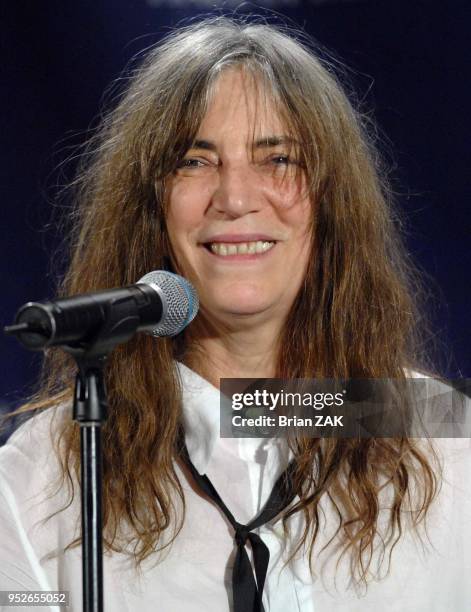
[1,0,469,424]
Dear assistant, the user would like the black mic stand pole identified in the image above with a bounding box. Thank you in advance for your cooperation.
[72,356,106,612]
[63,301,142,612]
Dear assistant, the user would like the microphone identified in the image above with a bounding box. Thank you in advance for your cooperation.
[4,270,199,350]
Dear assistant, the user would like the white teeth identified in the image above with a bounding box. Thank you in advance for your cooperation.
[208,241,275,256]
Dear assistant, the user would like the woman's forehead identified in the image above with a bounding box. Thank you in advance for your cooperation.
[200,66,296,140]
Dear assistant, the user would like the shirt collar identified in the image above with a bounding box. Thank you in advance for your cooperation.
[176,361,221,475]
[175,361,282,475]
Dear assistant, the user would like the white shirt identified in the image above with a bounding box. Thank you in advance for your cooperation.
[0,362,470,611]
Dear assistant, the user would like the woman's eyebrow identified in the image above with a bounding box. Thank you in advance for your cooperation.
[253,135,299,148]
[189,135,299,151]
[190,139,216,151]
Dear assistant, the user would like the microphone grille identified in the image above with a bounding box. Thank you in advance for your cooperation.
[137,270,199,337]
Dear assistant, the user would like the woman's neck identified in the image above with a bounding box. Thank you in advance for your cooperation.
[182,315,281,389]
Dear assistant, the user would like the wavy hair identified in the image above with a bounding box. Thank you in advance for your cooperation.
[7,16,442,591]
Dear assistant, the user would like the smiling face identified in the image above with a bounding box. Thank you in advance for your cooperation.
[165,67,313,330]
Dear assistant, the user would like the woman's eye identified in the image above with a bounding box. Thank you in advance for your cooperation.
[269,155,301,166]
[272,155,290,164]
[178,158,204,168]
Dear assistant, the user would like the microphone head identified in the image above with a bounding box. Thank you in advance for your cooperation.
[137,270,199,337]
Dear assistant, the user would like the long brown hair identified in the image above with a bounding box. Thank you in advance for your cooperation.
[8,16,442,591]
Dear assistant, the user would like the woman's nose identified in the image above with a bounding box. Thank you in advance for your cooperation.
[210,163,263,218]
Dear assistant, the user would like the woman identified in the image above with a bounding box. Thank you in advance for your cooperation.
[1,16,470,612]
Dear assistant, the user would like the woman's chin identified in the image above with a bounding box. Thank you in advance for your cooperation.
[203,296,273,319]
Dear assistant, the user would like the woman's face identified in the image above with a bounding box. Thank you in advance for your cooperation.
[165,68,313,328]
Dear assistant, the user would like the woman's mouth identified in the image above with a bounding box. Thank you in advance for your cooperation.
[204,240,276,256]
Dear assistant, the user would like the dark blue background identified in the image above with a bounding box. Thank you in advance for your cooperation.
[1,0,469,416]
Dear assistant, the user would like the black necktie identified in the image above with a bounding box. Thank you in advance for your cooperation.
[180,444,297,612]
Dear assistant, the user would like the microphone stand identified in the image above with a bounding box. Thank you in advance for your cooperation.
[4,271,198,612]
[64,301,142,612]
